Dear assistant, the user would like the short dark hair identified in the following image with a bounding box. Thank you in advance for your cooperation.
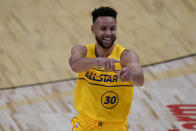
[91,7,117,24]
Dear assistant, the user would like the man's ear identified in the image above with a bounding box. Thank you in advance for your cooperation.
[91,25,95,34]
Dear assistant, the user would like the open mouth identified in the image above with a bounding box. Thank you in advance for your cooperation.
[103,37,111,41]
[103,37,112,42]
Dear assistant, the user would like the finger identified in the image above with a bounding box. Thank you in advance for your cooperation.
[110,60,114,71]
[103,61,107,70]
[120,73,129,82]
[104,61,110,71]
[106,62,111,71]
[113,60,120,63]
[121,77,128,82]
[112,63,117,72]
[119,69,126,80]
[120,68,125,76]
[111,58,120,63]
[95,57,103,66]
[110,60,116,72]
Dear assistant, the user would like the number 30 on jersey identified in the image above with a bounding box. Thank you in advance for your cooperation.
[101,91,119,109]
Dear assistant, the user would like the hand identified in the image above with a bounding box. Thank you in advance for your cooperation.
[117,67,131,82]
[95,57,120,72]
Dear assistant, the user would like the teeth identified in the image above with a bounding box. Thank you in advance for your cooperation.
[104,38,111,40]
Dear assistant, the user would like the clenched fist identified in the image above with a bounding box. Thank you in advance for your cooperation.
[117,67,132,82]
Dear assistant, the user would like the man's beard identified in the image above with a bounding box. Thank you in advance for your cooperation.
[95,36,116,49]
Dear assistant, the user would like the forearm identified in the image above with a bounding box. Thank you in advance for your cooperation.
[127,64,144,86]
[130,71,144,86]
[70,57,96,73]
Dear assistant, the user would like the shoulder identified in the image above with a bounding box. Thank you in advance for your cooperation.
[121,49,138,58]
[120,49,139,65]
[71,45,86,51]
[71,45,87,56]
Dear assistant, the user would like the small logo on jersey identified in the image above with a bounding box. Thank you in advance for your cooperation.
[101,91,119,109]
[98,65,102,69]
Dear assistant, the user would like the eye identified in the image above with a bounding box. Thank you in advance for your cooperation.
[100,27,107,31]
[110,26,116,31]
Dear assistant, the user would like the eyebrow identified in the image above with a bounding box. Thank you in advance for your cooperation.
[99,24,116,27]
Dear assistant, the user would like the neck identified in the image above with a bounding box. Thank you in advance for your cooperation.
[95,43,115,58]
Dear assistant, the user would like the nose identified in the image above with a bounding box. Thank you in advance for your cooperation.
[105,29,112,36]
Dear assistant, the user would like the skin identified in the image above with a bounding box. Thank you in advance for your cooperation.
[69,16,144,86]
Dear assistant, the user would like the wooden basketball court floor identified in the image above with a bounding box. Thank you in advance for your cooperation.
[0,0,196,130]
[0,55,195,131]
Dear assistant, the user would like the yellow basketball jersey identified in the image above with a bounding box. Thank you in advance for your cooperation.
[74,43,134,122]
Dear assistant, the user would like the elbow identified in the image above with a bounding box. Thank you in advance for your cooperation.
[71,68,78,73]
[135,81,144,86]
[69,62,79,73]
[69,58,80,73]
[134,80,144,86]
[70,65,80,73]
[136,69,144,86]
[132,74,144,86]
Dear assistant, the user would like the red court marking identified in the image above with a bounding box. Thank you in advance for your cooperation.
[182,123,196,130]
[167,104,196,131]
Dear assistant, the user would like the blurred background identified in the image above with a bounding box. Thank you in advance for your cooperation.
[0,0,195,130]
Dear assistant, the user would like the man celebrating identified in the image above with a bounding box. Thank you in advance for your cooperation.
[69,6,144,131]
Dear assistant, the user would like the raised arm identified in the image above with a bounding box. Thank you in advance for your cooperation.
[69,45,97,73]
[69,45,120,73]
[118,49,144,86]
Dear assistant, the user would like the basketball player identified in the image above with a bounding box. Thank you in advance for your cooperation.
[69,7,144,131]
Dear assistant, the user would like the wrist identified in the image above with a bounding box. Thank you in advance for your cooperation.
[91,58,98,66]
[94,58,98,66]
[94,58,103,69]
